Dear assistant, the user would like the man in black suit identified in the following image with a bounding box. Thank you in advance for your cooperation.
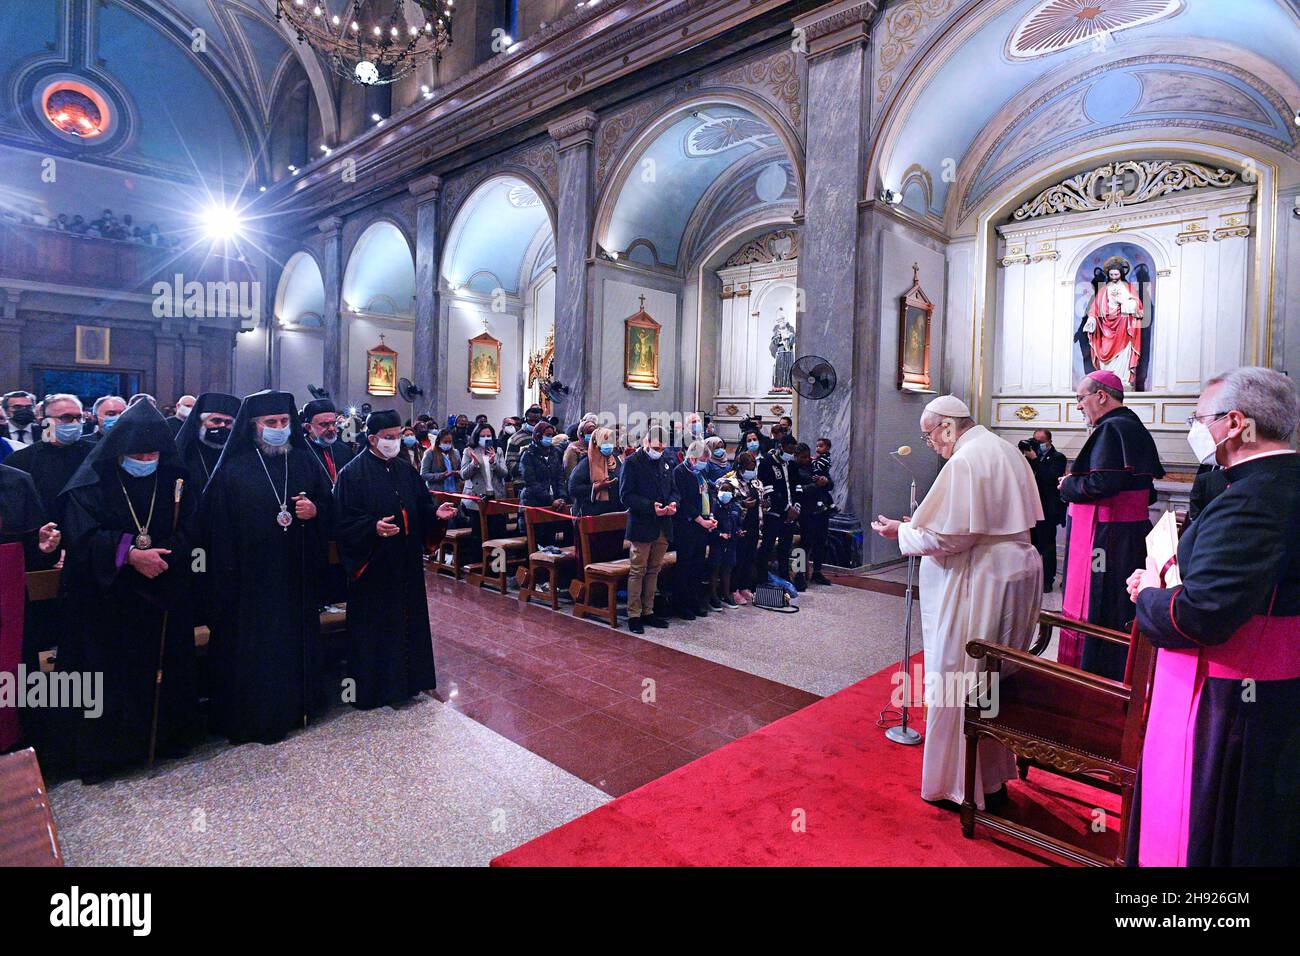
[1,391,40,447]
[618,425,679,634]
[671,441,716,620]
[1187,463,1228,524]
[756,433,799,583]
[1025,427,1067,591]
[166,394,196,435]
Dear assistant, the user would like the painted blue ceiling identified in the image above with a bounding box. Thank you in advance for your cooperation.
[885,0,1300,218]
[0,0,305,184]
[442,176,554,295]
[605,105,782,268]
[343,221,416,317]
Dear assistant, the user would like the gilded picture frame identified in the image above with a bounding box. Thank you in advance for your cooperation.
[898,263,934,392]
[366,336,398,396]
[623,295,661,391]
[468,331,502,395]
[75,325,110,366]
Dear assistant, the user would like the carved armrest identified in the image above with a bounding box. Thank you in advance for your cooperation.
[967,640,1132,702]
[1037,609,1131,647]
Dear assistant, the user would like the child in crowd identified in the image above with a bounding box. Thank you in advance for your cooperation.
[709,476,742,609]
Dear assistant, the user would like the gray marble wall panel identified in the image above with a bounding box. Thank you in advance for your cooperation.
[412,180,442,418]
[550,120,597,428]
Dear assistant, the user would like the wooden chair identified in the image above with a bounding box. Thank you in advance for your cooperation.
[960,611,1155,867]
[569,512,677,627]
[0,748,62,866]
[466,497,527,594]
[517,507,576,610]
[430,491,473,579]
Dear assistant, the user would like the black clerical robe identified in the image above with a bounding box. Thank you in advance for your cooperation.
[1131,452,1300,866]
[305,439,355,606]
[1059,406,1164,679]
[57,464,199,779]
[199,445,333,742]
[333,451,445,709]
[180,440,223,490]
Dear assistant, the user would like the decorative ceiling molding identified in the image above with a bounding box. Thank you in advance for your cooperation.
[873,0,960,106]
[440,141,559,231]
[1010,158,1238,221]
[724,228,799,266]
[1007,0,1185,61]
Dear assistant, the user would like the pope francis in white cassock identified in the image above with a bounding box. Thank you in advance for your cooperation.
[872,395,1043,809]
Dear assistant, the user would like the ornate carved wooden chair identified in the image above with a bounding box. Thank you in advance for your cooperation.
[960,610,1156,866]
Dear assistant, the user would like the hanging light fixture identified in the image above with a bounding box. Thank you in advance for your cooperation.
[276,0,454,86]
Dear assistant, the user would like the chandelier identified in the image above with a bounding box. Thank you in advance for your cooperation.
[276,0,454,86]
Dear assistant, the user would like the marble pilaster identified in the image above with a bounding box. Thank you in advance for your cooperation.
[318,216,345,402]
[410,174,442,418]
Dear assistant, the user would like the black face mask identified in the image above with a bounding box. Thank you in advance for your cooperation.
[9,407,35,427]
[203,426,230,446]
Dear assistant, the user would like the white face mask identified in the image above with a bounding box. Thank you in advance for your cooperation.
[176,405,192,419]
[375,437,401,459]
[1187,420,1224,466]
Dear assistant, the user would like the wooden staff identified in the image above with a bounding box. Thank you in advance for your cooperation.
[148,476,184,770]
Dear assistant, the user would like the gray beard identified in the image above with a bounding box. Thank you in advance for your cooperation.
[256,436,290,457]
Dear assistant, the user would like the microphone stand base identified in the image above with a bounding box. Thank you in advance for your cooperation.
[885,725,922,746]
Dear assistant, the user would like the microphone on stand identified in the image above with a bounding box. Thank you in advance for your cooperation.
[883,443,923,746]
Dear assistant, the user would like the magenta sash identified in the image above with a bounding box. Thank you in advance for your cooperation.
[1138,607,1300,866]
[0,542,26,750]
[1059,490,1150,667]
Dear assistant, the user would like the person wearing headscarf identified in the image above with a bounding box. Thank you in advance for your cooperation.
[568,426,623,517]
[55,399,200,781]
[333,409,456,709]
[173,392,241,490]
[198,390,334,744]
[872,395,1042,811]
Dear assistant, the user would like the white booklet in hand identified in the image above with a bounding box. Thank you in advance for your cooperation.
[1145,509,1182,588]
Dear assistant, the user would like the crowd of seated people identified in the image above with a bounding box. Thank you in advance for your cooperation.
[0,205,175,247]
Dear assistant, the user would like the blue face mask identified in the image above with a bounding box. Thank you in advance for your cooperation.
[746,441,760,452]
[645,447,662,461]
[718,491,734,504]
[781,452,794,462]
[1038,442,1050,455]
[261,425,291,447]
[712,447,726,459]
[121,455,158,478]
[405,436,418,447]
[540,435,553,447]
[101,415,119,433]
[55,422,84,444]
[599,443,615,456]
[522,422,535,433]
[692,459,708,473]
[741,469,757,481]
[312,432,336,446]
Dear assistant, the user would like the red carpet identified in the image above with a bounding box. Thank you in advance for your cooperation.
[492,657,1120,866]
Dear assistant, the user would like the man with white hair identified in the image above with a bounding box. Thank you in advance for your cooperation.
[872,395,1043,809]
[1127,367,1300,866]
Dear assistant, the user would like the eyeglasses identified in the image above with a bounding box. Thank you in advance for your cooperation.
[47,413,81,424]
[1185,412,1230,427]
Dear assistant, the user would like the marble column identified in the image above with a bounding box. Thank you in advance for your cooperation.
[791,1,877,525]
[410,174,442,418]
[182,331,205,395]
[318,216,345,402]
[0,289,22,389]
[547,109,599,422]
[155,328,182,404]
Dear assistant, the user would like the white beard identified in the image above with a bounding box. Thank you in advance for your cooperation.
[256,436,290,457]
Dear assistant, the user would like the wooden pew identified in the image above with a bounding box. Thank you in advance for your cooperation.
[0,748,62,866]
[516,506,576,610]
[959,612,1154,867]
[466,498,527,594]
[430,491,474,579]
[569,512,676,627]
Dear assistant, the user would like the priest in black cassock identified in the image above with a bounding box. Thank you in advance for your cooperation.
[174,391,240,490]
[333,409,456,710]
[1058,370,1164,679]
[1127,367,1300,866]
[301,397,354,608]
[56,400,199,782]
[199,390,333,744]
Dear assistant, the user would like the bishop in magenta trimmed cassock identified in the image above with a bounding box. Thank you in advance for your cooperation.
[1127,366,1300,866]
[872,395,1043,809]
[1059,370,1164,679]
[333,409,456,710]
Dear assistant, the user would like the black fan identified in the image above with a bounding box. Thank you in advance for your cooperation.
[790,356,837,400]
[307,383,330,400]
[397,377,423,404]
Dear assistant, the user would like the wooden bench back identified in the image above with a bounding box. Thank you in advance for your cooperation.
[477,497,520,540]
[576,511,628,568]
[523,506,573,553]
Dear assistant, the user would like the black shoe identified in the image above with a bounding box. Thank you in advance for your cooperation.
[643,614,669,629]
[793,574,807,592]
[628,617,645,634]
[811,572,832,586]
[983,784,1010,812]
[721,597,738,609]
[709,596,723,610]
[695,604,710,617]
[677,608,697,621]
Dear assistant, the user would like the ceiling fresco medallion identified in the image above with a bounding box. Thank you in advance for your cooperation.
[1008,0,1184,60]
[685,115,774,157]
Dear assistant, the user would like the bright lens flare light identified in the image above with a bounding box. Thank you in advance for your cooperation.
[202,204,244,241]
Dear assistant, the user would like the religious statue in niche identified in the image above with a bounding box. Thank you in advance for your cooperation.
[624,295,661,390]
[366,335,397,396]
[769,308,795,393]
[897,263,933,392]
[468,330,502,395]
[1073,243,1155,392]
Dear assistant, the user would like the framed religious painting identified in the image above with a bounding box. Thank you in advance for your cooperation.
[366,335,397,396]
[623,295,660,390]
[897,263,934,392]
[468,331,502,395]
[75,325,110,365]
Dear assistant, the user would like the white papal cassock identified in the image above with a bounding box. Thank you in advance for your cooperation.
[897,424,1043,807]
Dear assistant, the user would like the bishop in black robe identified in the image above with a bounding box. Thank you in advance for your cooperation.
[199,390,333,744]
[174,391,241,492]
[56,400,199,781]
[301,398,355,608]
[1059,371,1164,679]
[1130,450,1300,866]
[333,409,454,710]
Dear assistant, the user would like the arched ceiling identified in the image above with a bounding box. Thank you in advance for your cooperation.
[601,104,789,269]
[276,250,325,327]
[343,221,416,317]
[0,0,330,184]
[442,176,555,295]
[875,0,1300,224]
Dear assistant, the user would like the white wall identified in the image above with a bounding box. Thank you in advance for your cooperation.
[444,297,522,426]
[277,330,325,406]
[344,318,413,411]
[595,278,680,427]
